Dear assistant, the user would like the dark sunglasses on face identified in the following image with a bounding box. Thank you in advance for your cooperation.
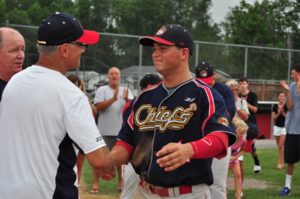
[70,41,88,50]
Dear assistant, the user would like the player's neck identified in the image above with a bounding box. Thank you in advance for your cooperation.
[241,89,249,95]
[163,70,192,88]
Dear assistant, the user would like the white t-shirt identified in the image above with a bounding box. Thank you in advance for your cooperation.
[0,65,105,199]
[234,98,249,119]
[94,85,133,136]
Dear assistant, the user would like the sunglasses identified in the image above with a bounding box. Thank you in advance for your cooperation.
[70,42,88,50]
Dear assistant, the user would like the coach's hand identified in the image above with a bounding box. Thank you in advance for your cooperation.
[98,167,116,181]
[156,142,194,172]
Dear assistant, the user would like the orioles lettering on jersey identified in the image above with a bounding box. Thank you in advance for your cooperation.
[134,103,197,133]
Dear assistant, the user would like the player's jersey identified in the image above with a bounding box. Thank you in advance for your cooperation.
[118,78,236,187]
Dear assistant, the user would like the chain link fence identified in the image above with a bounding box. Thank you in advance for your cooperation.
[8,24,300,100]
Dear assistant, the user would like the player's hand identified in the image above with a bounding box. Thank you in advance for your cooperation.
[94,164,116,181]
[100,171,115,181]
[156,142,194,172]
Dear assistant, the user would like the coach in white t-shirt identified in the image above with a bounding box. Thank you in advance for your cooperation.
[0,12,114,199]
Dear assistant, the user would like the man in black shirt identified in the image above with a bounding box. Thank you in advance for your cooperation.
[238,77,261,174]
[0,27,25,101]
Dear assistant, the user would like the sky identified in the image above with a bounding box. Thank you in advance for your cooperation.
[210,0,260,23]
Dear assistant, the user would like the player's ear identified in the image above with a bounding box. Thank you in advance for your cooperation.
[58,43,69,58]
[181,47,190,60]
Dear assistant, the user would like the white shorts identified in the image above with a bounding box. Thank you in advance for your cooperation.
[273,125,286,136]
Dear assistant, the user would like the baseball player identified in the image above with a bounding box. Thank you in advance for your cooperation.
[120,73,162,199]
[195,62,236,199]
[111,24,236,199]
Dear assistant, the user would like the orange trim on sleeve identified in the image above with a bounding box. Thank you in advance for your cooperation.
[115,140,134,156]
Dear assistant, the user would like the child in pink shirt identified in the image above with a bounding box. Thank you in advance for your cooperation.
[229,118,248,199]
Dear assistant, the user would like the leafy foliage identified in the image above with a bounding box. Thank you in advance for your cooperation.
[223,0,300,79]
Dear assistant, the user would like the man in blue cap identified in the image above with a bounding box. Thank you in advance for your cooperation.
[0,12,114,199]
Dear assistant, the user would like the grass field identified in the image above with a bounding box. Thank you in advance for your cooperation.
[80,148,300,199]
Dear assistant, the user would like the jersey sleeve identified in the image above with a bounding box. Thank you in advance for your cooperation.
[117,99,135,153]
[201,88,236,146]
[65,94,106,154]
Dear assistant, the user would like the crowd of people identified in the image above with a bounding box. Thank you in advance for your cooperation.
[0,12,299,199]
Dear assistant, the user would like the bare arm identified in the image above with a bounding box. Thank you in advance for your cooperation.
[111,145,131,167]
[271,110,280,121]
[280,80,293,110]
[86,146,115,176]
[95,89,119,111]
[286,91,293,110]
[236,109,249,121]
[247,103,257,113]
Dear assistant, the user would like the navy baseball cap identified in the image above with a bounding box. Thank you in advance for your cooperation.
[37,12,99,46]
[139,73,161,89]
[139,24,194,55]
[195,61,214,84]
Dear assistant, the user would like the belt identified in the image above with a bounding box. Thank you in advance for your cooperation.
[139,180,192,197]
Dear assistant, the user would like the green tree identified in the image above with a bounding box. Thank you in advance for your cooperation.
[107,0,221,68]
[223,0,300,79]
[0,0,222,73]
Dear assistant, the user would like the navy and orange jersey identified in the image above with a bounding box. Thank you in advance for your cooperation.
[117,78,236,187]
[213,82,236,120]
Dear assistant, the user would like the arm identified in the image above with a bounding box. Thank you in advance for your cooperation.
[247,102,258,113]
[286,88,293,110]
[236,109,249,121]
[281,80,293,110]
[156,132,228,172]
[111,143,132,166]
[86,146,115,177]
[247,92,258,113]
[95,91,117,112]
[271,105,280,121]
[236,98,249,121]
[231,142,246,161]
[272,111,280,121]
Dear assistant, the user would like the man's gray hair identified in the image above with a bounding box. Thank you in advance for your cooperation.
[36,44,59,54]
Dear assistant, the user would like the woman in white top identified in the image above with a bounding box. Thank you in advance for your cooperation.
[226,79,250,197]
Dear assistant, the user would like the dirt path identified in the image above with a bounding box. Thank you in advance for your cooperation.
[227,177,269,190]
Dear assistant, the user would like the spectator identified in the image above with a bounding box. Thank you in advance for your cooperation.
[238,77,261,174]
[226,79,250,197]
[271,91,288,170]
[195,61,236,199]
[111,24,236,198]
[120,73,162,199]
[278,64,300,196]
[93,66,134,193]
[0,12,114,199]
[229,117,248,199]
[0,27,25,101]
